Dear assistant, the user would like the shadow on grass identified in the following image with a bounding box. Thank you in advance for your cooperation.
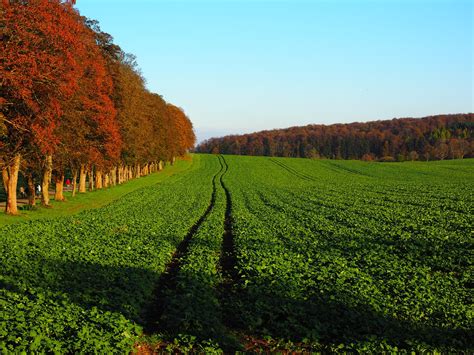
[227,280,473,352]
[2,255,472,352]
[2,257,158,324]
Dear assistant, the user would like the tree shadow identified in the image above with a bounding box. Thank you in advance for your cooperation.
[228,277,473,352]
[2,254,472,352]
[2,256,158,324]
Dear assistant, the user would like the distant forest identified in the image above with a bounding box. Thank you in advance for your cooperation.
[196,114,473,161]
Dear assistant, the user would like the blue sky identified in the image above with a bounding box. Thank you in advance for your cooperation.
[76,0,473,142]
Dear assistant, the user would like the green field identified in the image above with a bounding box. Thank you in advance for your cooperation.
[1,155,473,352]
[0,159,192,226]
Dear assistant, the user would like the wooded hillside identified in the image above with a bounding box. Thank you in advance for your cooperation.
[0,0,195,214]
[196,114,473,161]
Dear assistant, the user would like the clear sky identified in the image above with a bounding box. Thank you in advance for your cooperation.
[76,0,473,143]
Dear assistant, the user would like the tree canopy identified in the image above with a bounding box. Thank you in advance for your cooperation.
[196,114,473,161]
[0,0,195,214]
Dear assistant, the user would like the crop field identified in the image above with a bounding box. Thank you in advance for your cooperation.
[1,155,473,352]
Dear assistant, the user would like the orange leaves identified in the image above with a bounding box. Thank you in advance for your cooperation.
[196,114,473,160]
[1,0,86,156]
[166,104,196,157]
[2,0,195,172]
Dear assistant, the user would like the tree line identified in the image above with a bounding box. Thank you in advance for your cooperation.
[196,114,473,161]
[0,0,195,215]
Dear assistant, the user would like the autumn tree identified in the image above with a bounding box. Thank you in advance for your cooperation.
[1,2,196,214]
[167,104,196,162]
[55,19,120,199]
[1,0,86,213]
[196,114,473,162]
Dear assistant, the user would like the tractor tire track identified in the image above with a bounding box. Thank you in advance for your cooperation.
[217,155,243,352]
[219,155,239,289]
[143,157,224,333]
[269,158,316,182]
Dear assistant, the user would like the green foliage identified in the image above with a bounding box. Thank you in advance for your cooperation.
[155,155,242,352]
[224,156,473,352]
[0,155,217,353]
[0,159,192,226]
[158,155,227,340]
[1,155,473,352]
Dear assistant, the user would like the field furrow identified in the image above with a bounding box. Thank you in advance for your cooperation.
[143,155,225,334]
[1,155,218,352]
[1,154,473,353]
[223,155,473,352]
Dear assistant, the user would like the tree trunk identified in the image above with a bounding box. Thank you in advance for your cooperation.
[111,167,117,186]
[95,169,103,189]
[79,164,87,193]
[95,170,99,189]
[27,173,36,207]
[104,173,109,188]
[41,155,52,207]
[3,154,21,214]
[110,169,114,187]
[1,167,8,196]
[54,174,65,201]
[88,167,94,191]
[117,166,120,184]
[72,169,78,197]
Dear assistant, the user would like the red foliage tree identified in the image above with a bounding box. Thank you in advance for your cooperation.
[167,104,196,161]
[54,20,121,199]
[196,114,473,162]
[1,2,196,214]
[1,0,87,213]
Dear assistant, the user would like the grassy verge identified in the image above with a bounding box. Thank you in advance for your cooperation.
[0,157,194,226]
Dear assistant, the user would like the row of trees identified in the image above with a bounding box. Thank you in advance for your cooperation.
[196,114,473,161]
[1,0,195,214]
